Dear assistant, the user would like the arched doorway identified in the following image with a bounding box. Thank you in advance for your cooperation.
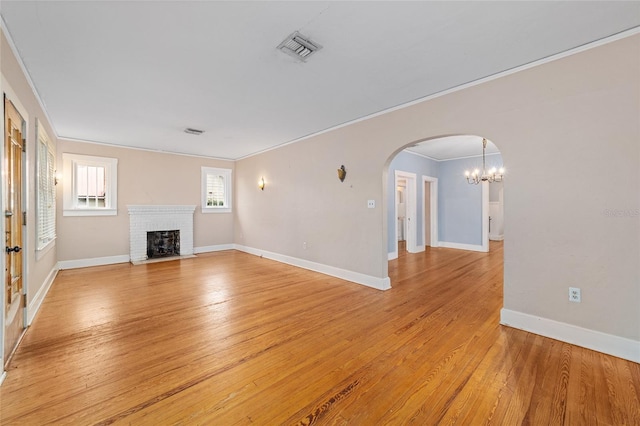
[385,135,505,283]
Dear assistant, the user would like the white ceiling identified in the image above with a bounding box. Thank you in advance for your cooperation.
[1,1,639,160]
[406,135,499,161]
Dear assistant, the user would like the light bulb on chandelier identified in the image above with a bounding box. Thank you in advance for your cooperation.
[464,138,504,184]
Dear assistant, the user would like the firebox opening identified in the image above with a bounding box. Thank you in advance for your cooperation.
[147,230,180,259]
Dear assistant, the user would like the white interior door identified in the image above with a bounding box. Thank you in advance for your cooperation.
[482,181,489,252]
[396,181,406,241]
[395,171,418,254]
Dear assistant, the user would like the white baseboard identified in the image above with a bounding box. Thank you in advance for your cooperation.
[194,244,235,254]
[501,308,640,363]
[489,234,504,241]
[58,254,130,270]
[53,245,393,291]
[234,244,391,291]
[390,244,426,260]
[27,265,59,325]
[408,245,426,254]
[58,246,236,269]
[438,241,487,252]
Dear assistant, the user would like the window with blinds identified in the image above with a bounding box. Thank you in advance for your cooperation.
[202,167,232,213]
[206,174,226,207]
[36,119,56,250]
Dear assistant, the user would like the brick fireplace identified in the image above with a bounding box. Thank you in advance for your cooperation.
[127,205,196,264]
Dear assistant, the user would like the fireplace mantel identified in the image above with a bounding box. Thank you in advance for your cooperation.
[127,205,196,263]
[128,205,197,214]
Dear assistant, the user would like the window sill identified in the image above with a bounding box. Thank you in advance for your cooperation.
[202,207,232,214]
[63,208,117,217]
[35,238,56,261]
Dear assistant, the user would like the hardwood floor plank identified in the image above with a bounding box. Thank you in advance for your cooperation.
[1,244,638,424]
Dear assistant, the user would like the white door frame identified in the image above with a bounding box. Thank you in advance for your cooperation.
[422,175,438,247]
[481,181,489,252]
[395,170,419,255]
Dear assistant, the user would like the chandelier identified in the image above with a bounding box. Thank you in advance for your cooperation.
[465,138,504,184]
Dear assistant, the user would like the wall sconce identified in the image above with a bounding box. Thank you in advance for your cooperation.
[337,165,346,182]
[258,177,265,191]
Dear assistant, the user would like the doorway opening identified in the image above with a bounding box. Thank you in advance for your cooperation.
[385,134,505,286]
[394,170,419,257]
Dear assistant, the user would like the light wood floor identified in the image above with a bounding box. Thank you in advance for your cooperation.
[1,243,639,425]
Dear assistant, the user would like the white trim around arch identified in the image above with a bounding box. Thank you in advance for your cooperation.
[481,181,489,252]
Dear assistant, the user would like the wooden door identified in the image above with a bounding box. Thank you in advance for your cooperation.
[4,96,25,366]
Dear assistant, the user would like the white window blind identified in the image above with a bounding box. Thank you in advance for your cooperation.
[201,167,232,213]
[206,174,226,207]
[36,120,56,250]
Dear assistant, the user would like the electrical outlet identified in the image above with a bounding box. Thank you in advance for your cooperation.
[303,241,307,250]
[367,200,375,208]
[569,287,581,303]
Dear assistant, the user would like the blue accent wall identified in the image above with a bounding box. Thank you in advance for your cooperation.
[438,157,482,245]
[438,153,503,246]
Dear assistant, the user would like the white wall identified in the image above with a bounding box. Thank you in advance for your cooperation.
[235,34,640,356]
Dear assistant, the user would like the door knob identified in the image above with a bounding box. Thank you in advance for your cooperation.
[5,246,21,253]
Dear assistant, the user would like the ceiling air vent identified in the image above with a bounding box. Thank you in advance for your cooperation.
[277,31,322,62]
[184,128,204,135]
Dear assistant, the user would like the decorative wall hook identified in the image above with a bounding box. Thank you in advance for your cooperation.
[337,165,346,182]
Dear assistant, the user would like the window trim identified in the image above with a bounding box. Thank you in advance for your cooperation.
[62,153,118,216]
[201,166,232,213]
[36,119,57,253]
